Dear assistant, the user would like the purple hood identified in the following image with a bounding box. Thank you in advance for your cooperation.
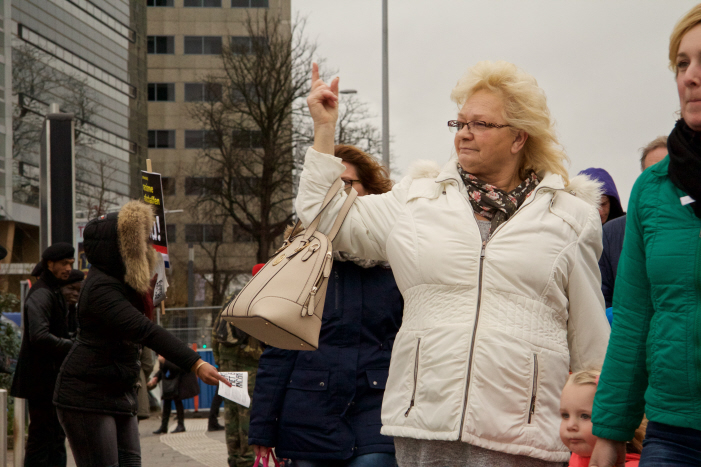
[578,167,624,221]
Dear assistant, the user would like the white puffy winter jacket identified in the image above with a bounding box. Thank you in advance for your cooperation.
[296,148,611,462]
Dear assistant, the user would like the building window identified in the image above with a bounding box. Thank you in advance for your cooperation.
[166,224,176,243]
[147,0,174,6]
[147,36,175,54]
[185,224,223,243]
[184,83,223,102]
[184,36,222,55]
[232,130,263,148]
[148,83,175,102]
[185,177,222,196]
[162,177,176,196]
[184,0,222,6]
[229,36,267,54]
[232,0,268,7]
[148,130,176,149]
[233,225,255,242]
[231,176,260,195]
[185,130,217,149]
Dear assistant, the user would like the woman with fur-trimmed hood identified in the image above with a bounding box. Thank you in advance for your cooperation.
[53,201,228,467]
[299,61,610,466]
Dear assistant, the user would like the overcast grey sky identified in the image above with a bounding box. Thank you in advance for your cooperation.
[292,0,698,209]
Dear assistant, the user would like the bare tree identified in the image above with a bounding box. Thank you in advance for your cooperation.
[188,13,386,265]
[188,12,318,263]
[296,93,384,156]
[75,155,121,218]
[12,42,103,208]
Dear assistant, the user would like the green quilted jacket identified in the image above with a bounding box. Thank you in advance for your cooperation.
[592,156,701,441]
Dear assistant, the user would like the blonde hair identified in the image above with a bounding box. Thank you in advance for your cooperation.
[669,4,701,73]
[450,61,570,183]
[566,369,600,387]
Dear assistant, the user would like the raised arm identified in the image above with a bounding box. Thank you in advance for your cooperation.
[296,64,408,260]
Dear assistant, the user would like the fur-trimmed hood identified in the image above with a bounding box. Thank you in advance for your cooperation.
[83,201,157,294]
[408,159,603,208]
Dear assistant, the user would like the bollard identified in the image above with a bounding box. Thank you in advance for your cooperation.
[0,389,6,467]
[13,398,24,467]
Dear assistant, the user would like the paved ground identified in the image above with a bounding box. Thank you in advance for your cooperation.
[9,412,229,467]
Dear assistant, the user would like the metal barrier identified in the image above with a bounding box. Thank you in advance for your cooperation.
[0,389,6,467]
[12,398,23,467]
[13,281,30,467]
[158,306,222,349]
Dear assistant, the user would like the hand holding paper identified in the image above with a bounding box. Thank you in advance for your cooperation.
[218,372,251,407]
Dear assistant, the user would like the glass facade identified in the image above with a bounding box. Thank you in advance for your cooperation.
[11,0,136,220]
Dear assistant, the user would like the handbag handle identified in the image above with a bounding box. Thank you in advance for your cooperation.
[303,183,358,242]
[253,451,280,467]
[284,178,343,244]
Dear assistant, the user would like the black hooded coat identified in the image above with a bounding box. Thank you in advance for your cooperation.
[10,270,73,400]
[53,202,200,416]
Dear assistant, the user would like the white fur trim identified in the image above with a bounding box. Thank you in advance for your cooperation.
[408,160,441,180]
[564,175,604,208]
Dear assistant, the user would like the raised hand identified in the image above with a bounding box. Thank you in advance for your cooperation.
[307,62,339,127]
[307,62,339,154]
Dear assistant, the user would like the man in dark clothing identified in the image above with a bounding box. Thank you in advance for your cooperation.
[597,137,668,318]
[11,243,75,467]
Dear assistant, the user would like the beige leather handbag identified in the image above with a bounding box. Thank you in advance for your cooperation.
[222,179,357,350]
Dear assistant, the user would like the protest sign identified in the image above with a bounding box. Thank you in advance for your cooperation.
[141,171,170,268]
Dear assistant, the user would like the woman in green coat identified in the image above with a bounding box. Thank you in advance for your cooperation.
[590,5,701,466]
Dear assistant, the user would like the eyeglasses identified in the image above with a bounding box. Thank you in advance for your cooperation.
[447,120,511,134]
[342,179,361,188]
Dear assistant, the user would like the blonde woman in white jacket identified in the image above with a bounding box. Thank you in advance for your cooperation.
[298,61,610,467]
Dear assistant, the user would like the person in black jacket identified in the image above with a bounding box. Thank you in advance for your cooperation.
[53,201,229,467]
[149,355,200,434]
[249,145,403,467]
[11,242,75,467]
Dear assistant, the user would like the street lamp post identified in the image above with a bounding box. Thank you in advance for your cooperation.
[382,0,390,174]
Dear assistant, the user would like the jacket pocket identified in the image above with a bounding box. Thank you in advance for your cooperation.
[404,338,421,417]
[527,353,538,424]
[286,369,329,392]
[366,369,389,390]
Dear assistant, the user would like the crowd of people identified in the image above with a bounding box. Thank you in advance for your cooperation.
[6,3,701,467]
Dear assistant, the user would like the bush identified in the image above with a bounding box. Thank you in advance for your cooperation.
[0,292,21,437]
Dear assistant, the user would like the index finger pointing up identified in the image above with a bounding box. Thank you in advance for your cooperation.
[311,62,319,85]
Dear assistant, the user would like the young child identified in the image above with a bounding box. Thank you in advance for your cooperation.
[560,370,646,467]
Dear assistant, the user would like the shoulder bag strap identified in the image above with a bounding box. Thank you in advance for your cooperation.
[304,184,358,241]
[327,187,358,241]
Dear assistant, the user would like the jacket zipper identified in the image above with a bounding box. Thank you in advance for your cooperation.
[696,228,701,392]
[457,185,548,440]
[528,353,539,424]
[404,337,422,417]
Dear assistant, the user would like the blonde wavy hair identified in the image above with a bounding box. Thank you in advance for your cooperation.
[450,61,569,183]
[669,4,701,74]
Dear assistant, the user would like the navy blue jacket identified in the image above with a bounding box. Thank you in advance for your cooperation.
[249,260,403,461]
[599,215,626,308]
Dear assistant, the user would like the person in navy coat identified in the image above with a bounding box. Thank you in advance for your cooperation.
[249,145,403,467]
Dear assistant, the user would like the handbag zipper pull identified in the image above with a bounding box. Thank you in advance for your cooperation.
[323,252,333,277]
[305,288,317,316]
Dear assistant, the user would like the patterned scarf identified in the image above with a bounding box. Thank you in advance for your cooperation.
[457,164,541,234]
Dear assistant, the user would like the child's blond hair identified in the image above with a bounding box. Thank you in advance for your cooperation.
[566,369,600,387]
[565,369,647,454]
